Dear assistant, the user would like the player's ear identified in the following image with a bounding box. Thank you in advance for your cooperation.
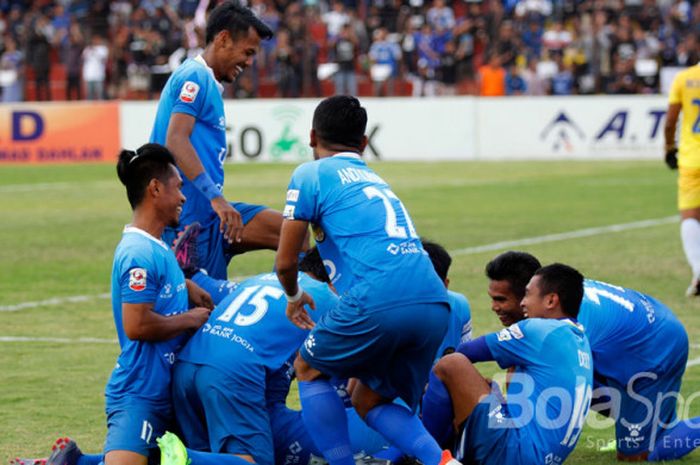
[309,129,318,148]
[359,135,368,152]
[147,178,160,198]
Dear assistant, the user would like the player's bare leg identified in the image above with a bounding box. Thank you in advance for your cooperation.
[228,209,310,254]
[432,353,492,428]
[104,450,147,465]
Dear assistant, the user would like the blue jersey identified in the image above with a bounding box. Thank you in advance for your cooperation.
[179,272,337,372]
[435,290,472,361]
[485,318,593,463]
[106,226,189,408]
[284,153,447,312]
[150,56,227,226]
[579,279,687,385]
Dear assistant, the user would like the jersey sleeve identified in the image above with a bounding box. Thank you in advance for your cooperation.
[450,291,473,343]
[284,162,321,222]
[484,320,542,370]
[669,72,683,105]
[118,251,160,305]
[170,67,208,118]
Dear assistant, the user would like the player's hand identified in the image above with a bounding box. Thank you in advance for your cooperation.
[187,306,212,330]
[665,147,678,170]
[186,279,214,310]
[211,197,244,244]
[285,292,316,330]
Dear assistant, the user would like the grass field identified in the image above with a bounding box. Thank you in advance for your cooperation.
[1,160,699,464]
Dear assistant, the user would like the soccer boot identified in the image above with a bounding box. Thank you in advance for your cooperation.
[47,437,82,465]
[157,431,190,465]
[173,222,201,278]
[437,450,462,465]
[9,459,46,465]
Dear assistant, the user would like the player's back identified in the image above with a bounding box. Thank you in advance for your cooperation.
[108,227,189,407]
[179,272,337,372]
[486,318,593,464]
[285,154,447,312]
[150,57,227,226]
[670,64,700,167]
[578,279,687,384]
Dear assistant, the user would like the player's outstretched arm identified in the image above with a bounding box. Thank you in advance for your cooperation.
[276,219,316,329]
[122,302,211,341]
[166,112,243,242]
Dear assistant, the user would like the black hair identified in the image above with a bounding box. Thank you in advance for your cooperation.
[533,263,584,318]
[312,95,367,150]
[299,247,330,283]
[485,251,541,300]
[206,1,273,44]
[116,143,177,209]
[422,239,451,282]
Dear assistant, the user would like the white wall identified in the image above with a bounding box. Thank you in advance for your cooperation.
[120,95,669,162]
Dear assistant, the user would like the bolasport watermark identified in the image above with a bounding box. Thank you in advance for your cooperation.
[484,371,700,452]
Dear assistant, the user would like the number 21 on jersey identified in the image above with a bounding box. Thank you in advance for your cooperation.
[363,186,418,239]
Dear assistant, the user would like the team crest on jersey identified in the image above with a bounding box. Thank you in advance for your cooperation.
[312,224,325,242]
[179,81,200,103]
[129,268,147,292]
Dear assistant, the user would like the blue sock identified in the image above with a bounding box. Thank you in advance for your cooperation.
[191,270,239,305]
[77,455,103,465]
[649,417,700,461]
[421,371,455,446]
[187,448,253,465]
[373,446,404,462]
[298,380,355,465]
[365,403,442,465]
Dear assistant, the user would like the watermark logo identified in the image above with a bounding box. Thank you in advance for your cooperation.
[270,106,311,161]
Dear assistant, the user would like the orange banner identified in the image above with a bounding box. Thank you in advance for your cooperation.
[0,102,121,164]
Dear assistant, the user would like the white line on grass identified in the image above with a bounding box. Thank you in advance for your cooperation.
[0,293,111,312]
[0,336,117,344]
[0,180,114,193]
[0,217,679,312]
[451,216,679,256]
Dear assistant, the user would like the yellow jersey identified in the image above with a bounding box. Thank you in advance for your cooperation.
[669,64,700,168]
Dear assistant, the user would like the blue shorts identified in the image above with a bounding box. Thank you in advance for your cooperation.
[164,201,267,280]
[605,352,687,457]
[171,360,274,465]
[104,402,171,460]
[453,394,530,465]
[299,301,449,410]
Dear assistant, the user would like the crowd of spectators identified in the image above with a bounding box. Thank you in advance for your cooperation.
[0,0,698,101]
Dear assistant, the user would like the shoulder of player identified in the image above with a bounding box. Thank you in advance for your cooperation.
[170,60,212,91]
[447,290,470,313]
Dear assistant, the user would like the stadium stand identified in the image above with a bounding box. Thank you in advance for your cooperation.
[0,0,695,101]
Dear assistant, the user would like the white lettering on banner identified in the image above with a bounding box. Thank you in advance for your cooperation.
[120,96,669,162]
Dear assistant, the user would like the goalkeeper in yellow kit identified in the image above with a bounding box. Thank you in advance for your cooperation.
[665,63,700,296]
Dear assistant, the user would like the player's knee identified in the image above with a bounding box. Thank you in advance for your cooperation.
[433,352,464,383]
[293,354,316,381]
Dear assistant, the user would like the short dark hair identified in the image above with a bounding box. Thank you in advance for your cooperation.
[533,263,584,318]
[116,143,177,209]
[485,251,541,300]
[312,95,367,150]
[206,1,273,44]
[299,247,330,283]
[422,239,451,282]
